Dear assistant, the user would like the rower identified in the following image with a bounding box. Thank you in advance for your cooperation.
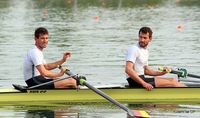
[125,27,186,91]
[23,27,76,89]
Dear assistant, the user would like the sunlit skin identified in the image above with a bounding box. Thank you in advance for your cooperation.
[138,32,151,48]
[35,34,48,50]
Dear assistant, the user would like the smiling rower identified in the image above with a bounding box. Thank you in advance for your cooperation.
[23,27,76,89]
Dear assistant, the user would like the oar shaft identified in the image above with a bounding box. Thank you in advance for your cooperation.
[64,70,135,117]
[84,80,132,114]
[187,73,200,79]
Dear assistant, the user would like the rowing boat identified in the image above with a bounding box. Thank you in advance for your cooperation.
[0,83,200,106]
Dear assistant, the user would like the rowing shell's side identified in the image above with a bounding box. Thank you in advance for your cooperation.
[0,86,200,106]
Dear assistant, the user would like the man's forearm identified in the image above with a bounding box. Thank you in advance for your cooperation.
[126,68,146,85]
[45,59,65,70]
[144,67,165,76]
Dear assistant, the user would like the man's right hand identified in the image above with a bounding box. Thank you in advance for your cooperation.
[142,82,154,91]
[60,66,67,76]
[62,52,71,62]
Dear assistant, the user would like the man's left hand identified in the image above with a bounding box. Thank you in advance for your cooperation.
[162,67,172,73]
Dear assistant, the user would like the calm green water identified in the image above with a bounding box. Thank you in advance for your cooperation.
[0,0,200,117]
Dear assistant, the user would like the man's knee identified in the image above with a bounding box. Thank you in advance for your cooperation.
[68,78,76,84]
[170,78,180,86]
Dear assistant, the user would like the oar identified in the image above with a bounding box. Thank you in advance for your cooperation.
[158,67,200,79]
[61,67,151,118]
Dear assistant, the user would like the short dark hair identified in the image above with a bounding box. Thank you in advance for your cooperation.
[34,27,48,39]
[139,27,153,38]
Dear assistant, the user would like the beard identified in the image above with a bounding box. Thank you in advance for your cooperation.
[38,43,47,50]
[139,41,148,48]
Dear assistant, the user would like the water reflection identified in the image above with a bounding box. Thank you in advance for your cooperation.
[0,106,80,118]
[0,105,126,118]
[25,110,56,118]
[0,104,200,118]
[24,110,79,118]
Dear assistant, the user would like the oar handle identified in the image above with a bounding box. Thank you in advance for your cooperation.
[159,67,200,79]
[158,67,185,76]
[158,67,172,73]
[159,67,179,74]
[158,67,165,72]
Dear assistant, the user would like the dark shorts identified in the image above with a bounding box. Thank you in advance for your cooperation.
[25,75,55,89]
[127,75,155,88]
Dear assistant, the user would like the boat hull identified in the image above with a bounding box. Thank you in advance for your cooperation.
[0,87,200,105]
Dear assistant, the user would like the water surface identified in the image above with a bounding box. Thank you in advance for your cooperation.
[0,0,200,117]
